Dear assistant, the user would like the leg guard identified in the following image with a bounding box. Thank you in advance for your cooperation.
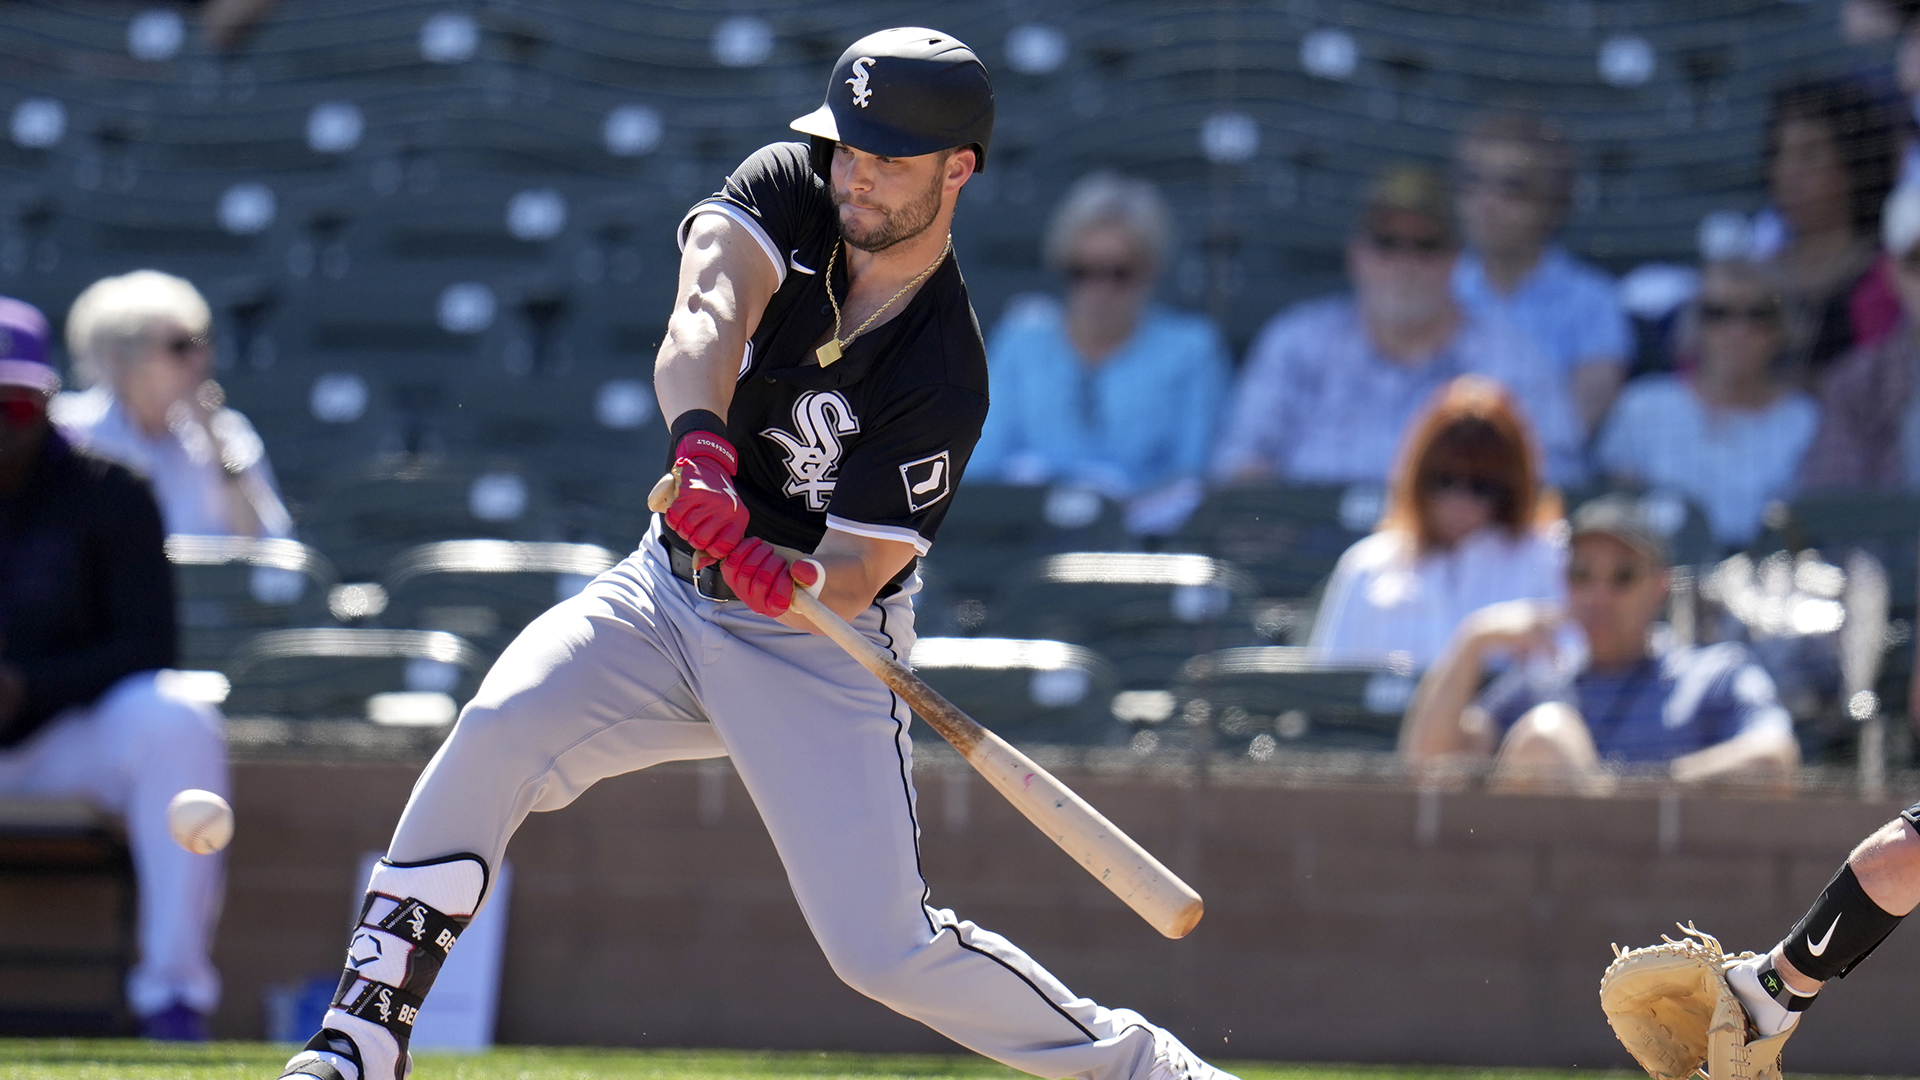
[1780,863,1903,982]
[281,853,488,1080]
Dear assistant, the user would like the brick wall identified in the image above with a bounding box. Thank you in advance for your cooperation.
[212,753,1920,1073]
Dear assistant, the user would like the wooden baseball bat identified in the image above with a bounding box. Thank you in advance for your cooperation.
[649,471,1204,939]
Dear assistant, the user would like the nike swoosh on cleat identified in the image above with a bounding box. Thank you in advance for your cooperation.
[1807,914,1841,957]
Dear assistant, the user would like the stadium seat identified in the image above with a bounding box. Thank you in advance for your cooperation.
[379,539,619,656]
[166,535,340,670]
[1168,483,1381,600]
[0,798,135,1036]
[986,551,1263,691]
[908,637,1118,747]
[1175,646,1417,754]
[222,627,488,723]
[918,484,1130,632]
[295,458,561,579]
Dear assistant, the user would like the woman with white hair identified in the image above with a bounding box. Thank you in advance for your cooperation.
[52,270,291,538]
[966,172,1228,535]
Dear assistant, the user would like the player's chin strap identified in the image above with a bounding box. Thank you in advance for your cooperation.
[282,852,489,1080]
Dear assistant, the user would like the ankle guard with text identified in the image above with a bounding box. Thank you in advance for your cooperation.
[1755,963,1819,1013]
[1780,862,1903,982]
[329,853,488,1047]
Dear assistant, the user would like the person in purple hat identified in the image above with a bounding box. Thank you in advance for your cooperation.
[0,295,230,1041]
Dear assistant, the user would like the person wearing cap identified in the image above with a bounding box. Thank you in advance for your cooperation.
[1799,182,1920,490]
[1596,258,1818,548]
[51,270,292,540]
[275,28,1237,1080]
[967,171,1228,535]
[1399,494,1800,785]
[1212,163,1584,489]
[0,296,230,1040]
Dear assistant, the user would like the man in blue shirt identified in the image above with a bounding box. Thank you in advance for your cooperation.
[1453,111,1632,438]
[1398,494,1799,784]
[1213,165,1584,488]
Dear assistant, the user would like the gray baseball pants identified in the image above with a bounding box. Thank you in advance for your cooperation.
[382,524,1170,1080]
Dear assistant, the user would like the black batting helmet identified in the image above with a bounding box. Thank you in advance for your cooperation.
[789,27,994,176]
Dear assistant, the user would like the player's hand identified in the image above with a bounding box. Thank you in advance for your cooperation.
[721,537,822,618]
[662,430,747,562]
[1460,599,1561,659]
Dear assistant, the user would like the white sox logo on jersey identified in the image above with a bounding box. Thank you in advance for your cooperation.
[899,451,951,513]
[846,57,877,107]
[763,391,860,510]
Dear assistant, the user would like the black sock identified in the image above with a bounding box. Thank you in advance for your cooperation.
[1779,863,1903,982]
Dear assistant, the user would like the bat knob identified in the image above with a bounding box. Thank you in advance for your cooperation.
[647,466,683,514]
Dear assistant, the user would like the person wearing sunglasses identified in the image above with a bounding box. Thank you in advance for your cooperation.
[50,270,291,540]
[1452,110,1631,438]
[1800,182,1920,491]
[967,171,1227,535]
[1213,164,1583,489]
[0,296,230,1040]
[1596,260,1817,548]
[1309,377,1564,670]
[1399,494,1798,787]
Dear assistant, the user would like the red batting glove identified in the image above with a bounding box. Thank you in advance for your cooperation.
[662,431,747,561]
[720,537,822,618]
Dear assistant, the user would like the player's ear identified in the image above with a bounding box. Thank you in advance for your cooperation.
[944,147,977,191]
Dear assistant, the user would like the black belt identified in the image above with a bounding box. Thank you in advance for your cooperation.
[664,539,738,602]
[660,535,912,602]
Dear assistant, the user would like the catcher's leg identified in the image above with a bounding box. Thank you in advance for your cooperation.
[1728,807,1920,1036]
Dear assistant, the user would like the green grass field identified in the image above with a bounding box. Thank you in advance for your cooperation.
[0,1043,1672,1080]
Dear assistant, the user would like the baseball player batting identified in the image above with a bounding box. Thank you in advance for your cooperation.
[1599,805,1920,1080]
[278,27,1237,1080]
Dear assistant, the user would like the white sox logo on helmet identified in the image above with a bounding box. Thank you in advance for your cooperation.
[763,391,860,510]
[846,57,876,108]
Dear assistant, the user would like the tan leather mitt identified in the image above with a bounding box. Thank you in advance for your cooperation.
[1599,923,1794,1080]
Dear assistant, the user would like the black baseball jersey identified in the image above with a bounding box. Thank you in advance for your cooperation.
[670,142,989,586]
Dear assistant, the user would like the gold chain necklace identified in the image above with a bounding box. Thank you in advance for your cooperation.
[816,234,952,366]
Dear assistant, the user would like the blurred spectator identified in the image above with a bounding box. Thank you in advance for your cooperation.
[1213,164,1582,488]
[51,270,291,539]
[1597,260,1817,548]
[1800,183,1920,489]
[1399,495,1799,785]
[1311,377,1564,669]
[1755,78,1900,377]
[969,173,1227,535]
[0,298,228,1040]
[1453,110,1631,436]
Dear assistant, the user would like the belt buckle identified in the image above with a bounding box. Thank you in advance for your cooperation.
[694,563,732,602]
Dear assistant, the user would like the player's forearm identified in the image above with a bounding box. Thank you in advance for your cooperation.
[1399,638,1489,760]
[1669,727,1799,784]
[775,549,890,628]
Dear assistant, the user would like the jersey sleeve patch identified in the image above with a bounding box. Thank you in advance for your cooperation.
[898,451,951,514]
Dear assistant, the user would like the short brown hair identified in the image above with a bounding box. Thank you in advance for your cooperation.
[1380,376,1550,553]
[1457,109,1576,222]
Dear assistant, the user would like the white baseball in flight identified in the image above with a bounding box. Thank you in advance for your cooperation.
[167,789,234,855]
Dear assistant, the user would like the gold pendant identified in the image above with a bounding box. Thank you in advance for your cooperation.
[815,338,843,366]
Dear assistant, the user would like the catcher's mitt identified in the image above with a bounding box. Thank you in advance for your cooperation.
[1599,923,1794,1080]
